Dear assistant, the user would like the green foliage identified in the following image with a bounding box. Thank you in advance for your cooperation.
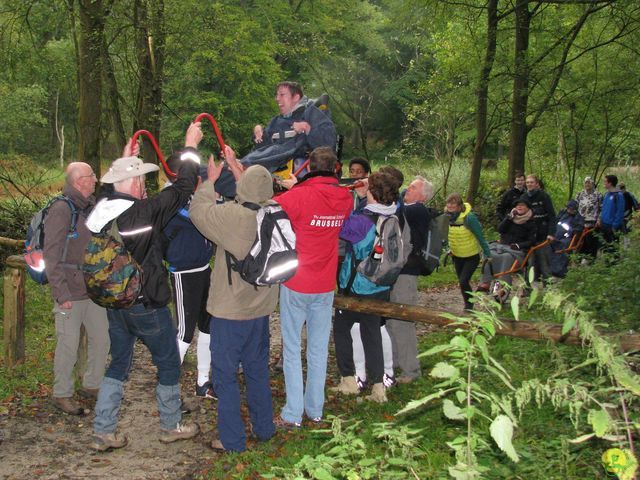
[0,83,48,151]
[0,276,55,402]
[397,296,520,478]
[263,417,425,479]
[557,238,640,331]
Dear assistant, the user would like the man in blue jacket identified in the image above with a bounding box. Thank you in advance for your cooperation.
[598,174,625,254]
[163,149,215,399]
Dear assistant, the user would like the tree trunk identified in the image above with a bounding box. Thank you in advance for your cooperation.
[467,0,498,203]
[77,0,106,176]
[102,35,127,150]
[134,0,165,192]
[507,0,530,184]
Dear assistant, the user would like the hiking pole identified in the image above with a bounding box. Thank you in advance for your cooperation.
[193,113,226,155]
[130,130,174,179]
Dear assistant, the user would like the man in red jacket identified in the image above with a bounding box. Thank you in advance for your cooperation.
[274,147,352,427]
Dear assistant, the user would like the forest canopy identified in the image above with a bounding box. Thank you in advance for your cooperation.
[0,0,639,197]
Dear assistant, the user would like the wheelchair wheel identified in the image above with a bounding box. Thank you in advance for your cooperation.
[490,280,510,305]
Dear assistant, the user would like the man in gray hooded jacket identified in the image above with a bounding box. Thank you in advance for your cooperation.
[190,147,278,453]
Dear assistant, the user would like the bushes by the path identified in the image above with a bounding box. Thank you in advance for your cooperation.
[558,230,640,331]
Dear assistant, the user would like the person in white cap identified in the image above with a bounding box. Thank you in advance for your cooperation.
[88,123,202,451]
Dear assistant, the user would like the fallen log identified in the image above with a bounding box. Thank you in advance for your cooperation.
[333,294,640,353]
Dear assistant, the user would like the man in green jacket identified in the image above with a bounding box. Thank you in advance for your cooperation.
[190,147,279,453]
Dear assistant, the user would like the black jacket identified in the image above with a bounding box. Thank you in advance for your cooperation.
[111,161,199,308]
[496,186,525,223]
[521,190,556,241]
[497,216,537,250]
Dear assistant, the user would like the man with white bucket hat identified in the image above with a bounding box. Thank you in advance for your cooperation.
[87,123,202,451]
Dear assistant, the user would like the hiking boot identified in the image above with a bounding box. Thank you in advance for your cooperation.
[273,415,301,430]
[210,438,228,453]
[195,381,217,400]
[53,397,84,415]
[365,383,387,403]
[159,422,200,443]
[308,416,323,425]
[90,432,128,452]
[79,387,99,399]
[329,376,359,395]
[383,373,397,388]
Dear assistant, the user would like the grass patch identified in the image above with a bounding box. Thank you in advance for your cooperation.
[0,277,56,403]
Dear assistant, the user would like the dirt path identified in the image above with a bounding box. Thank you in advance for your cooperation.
[0,288,462,480]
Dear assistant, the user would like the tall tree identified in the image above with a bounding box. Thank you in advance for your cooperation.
[78,0,107,175]
[467,0,498,203]
[507,0,615,183]
[134,0,165,191]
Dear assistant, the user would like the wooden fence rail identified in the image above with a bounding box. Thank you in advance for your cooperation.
[0,237,25,248]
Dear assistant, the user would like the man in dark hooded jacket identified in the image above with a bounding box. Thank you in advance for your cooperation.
[522,174,556,281]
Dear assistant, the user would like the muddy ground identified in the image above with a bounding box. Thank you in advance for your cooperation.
[0,288,463,480]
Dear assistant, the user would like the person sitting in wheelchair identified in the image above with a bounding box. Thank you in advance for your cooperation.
[550,199,584,278]
[477,197,537,292]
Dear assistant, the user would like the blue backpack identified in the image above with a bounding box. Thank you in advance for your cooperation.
[24,196,78,284]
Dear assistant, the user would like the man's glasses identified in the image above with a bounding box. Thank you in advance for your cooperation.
[79,173,97,179]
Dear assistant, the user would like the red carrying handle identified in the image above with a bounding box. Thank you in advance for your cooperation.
[131,129,175,179]
[346,180,364,190]
[194,113,226,154]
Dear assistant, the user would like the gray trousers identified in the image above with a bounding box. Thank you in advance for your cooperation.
[481,243,525,285]
[53,299,110,398]
[386,274,421,379]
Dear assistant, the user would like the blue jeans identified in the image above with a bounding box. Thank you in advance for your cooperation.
[279,286,334,424]
[210,316,274,452]
[94,304,182,434]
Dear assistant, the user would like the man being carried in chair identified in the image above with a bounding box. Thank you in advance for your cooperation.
[252,81,337,174]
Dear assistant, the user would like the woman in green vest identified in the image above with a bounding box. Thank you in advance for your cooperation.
[445,193,491,310]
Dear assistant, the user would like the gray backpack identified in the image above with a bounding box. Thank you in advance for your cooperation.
[357,214,411,286]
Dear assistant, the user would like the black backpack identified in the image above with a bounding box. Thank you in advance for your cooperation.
[24,195,79,284]
[225,203,298,286]
[418,210,449,276]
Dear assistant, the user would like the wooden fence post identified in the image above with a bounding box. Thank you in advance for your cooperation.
[4,256,26,367]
